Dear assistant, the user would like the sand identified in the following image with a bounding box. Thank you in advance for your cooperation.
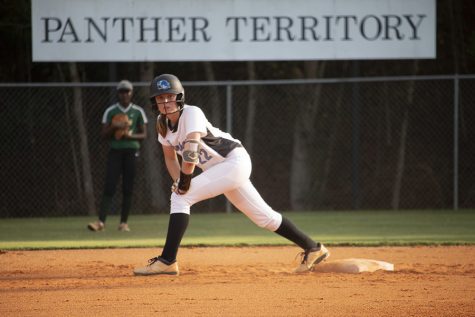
[1,246,474,316]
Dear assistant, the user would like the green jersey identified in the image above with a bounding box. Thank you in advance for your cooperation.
[102,103,148,149]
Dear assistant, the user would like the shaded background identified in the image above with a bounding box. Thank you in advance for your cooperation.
[0,0,474,217]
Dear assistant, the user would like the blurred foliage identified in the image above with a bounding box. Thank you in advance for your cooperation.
[0,0,474,82]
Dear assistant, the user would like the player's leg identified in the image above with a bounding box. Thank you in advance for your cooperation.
[134,148,251,275]
[224,181,329,272]
[88,149,121,231]
[161,148,251,262]
[119,149,137,231]
[100,149,122,222]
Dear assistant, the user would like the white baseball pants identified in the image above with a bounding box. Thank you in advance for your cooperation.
[170,147,283,231]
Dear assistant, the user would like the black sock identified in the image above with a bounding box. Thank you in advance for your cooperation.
[99,195,113,223]
[160,213,190,263]
[275,217,319,250]
[121,194,132,223]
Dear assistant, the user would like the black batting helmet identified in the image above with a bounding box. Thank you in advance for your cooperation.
[150,74,185,110]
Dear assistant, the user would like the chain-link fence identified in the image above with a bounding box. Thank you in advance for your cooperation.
[1,75,474,217]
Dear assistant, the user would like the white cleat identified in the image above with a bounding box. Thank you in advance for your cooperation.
[294,244,330,273]
[87,221,105,232]
[133,257,179,276]
[118,223,130,232]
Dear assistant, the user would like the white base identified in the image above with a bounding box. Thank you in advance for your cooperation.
[313,258,394,273]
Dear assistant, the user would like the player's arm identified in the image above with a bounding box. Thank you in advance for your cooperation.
[162,144,181,181]
[181,132,201,175]
[174,132,201,194]
[124,123,147,140]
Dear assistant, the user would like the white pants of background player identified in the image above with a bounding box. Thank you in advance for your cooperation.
[170,147,283,231]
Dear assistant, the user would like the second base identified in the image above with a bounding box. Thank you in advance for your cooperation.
[313,258,394,273]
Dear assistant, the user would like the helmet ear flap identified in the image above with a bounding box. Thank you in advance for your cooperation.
[176,93,185,109]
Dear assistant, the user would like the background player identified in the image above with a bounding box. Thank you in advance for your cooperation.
[88,80,148,232]
[134,74,329,275]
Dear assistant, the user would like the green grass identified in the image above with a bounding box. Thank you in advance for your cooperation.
[0,210,474,250]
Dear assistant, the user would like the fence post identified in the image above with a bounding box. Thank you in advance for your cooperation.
[351,62,361,210]
[226,84,233,213]
[453,75,459,210]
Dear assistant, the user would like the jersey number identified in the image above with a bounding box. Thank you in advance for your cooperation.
[198,149,212,164]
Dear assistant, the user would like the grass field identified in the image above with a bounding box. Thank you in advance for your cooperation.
[0,210,474,250]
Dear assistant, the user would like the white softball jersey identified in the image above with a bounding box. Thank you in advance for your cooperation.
[158,105,282,232]
[158,105,242,171]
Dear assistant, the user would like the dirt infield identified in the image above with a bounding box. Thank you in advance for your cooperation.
[1,246,474,316]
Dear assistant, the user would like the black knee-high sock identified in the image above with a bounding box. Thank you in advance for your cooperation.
[275,217,319,250]
[160,213,190,264]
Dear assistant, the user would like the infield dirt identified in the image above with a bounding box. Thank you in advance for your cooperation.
[1,246,474,316]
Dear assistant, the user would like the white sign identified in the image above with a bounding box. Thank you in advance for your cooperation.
[31,0,436,61]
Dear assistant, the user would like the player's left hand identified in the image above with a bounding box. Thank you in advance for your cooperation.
[171,178,189,195]
[171,179,186,194]
[171,179,179,193]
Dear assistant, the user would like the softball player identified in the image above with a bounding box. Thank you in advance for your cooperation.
[88,80,148,232]
[134,74,328,275]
